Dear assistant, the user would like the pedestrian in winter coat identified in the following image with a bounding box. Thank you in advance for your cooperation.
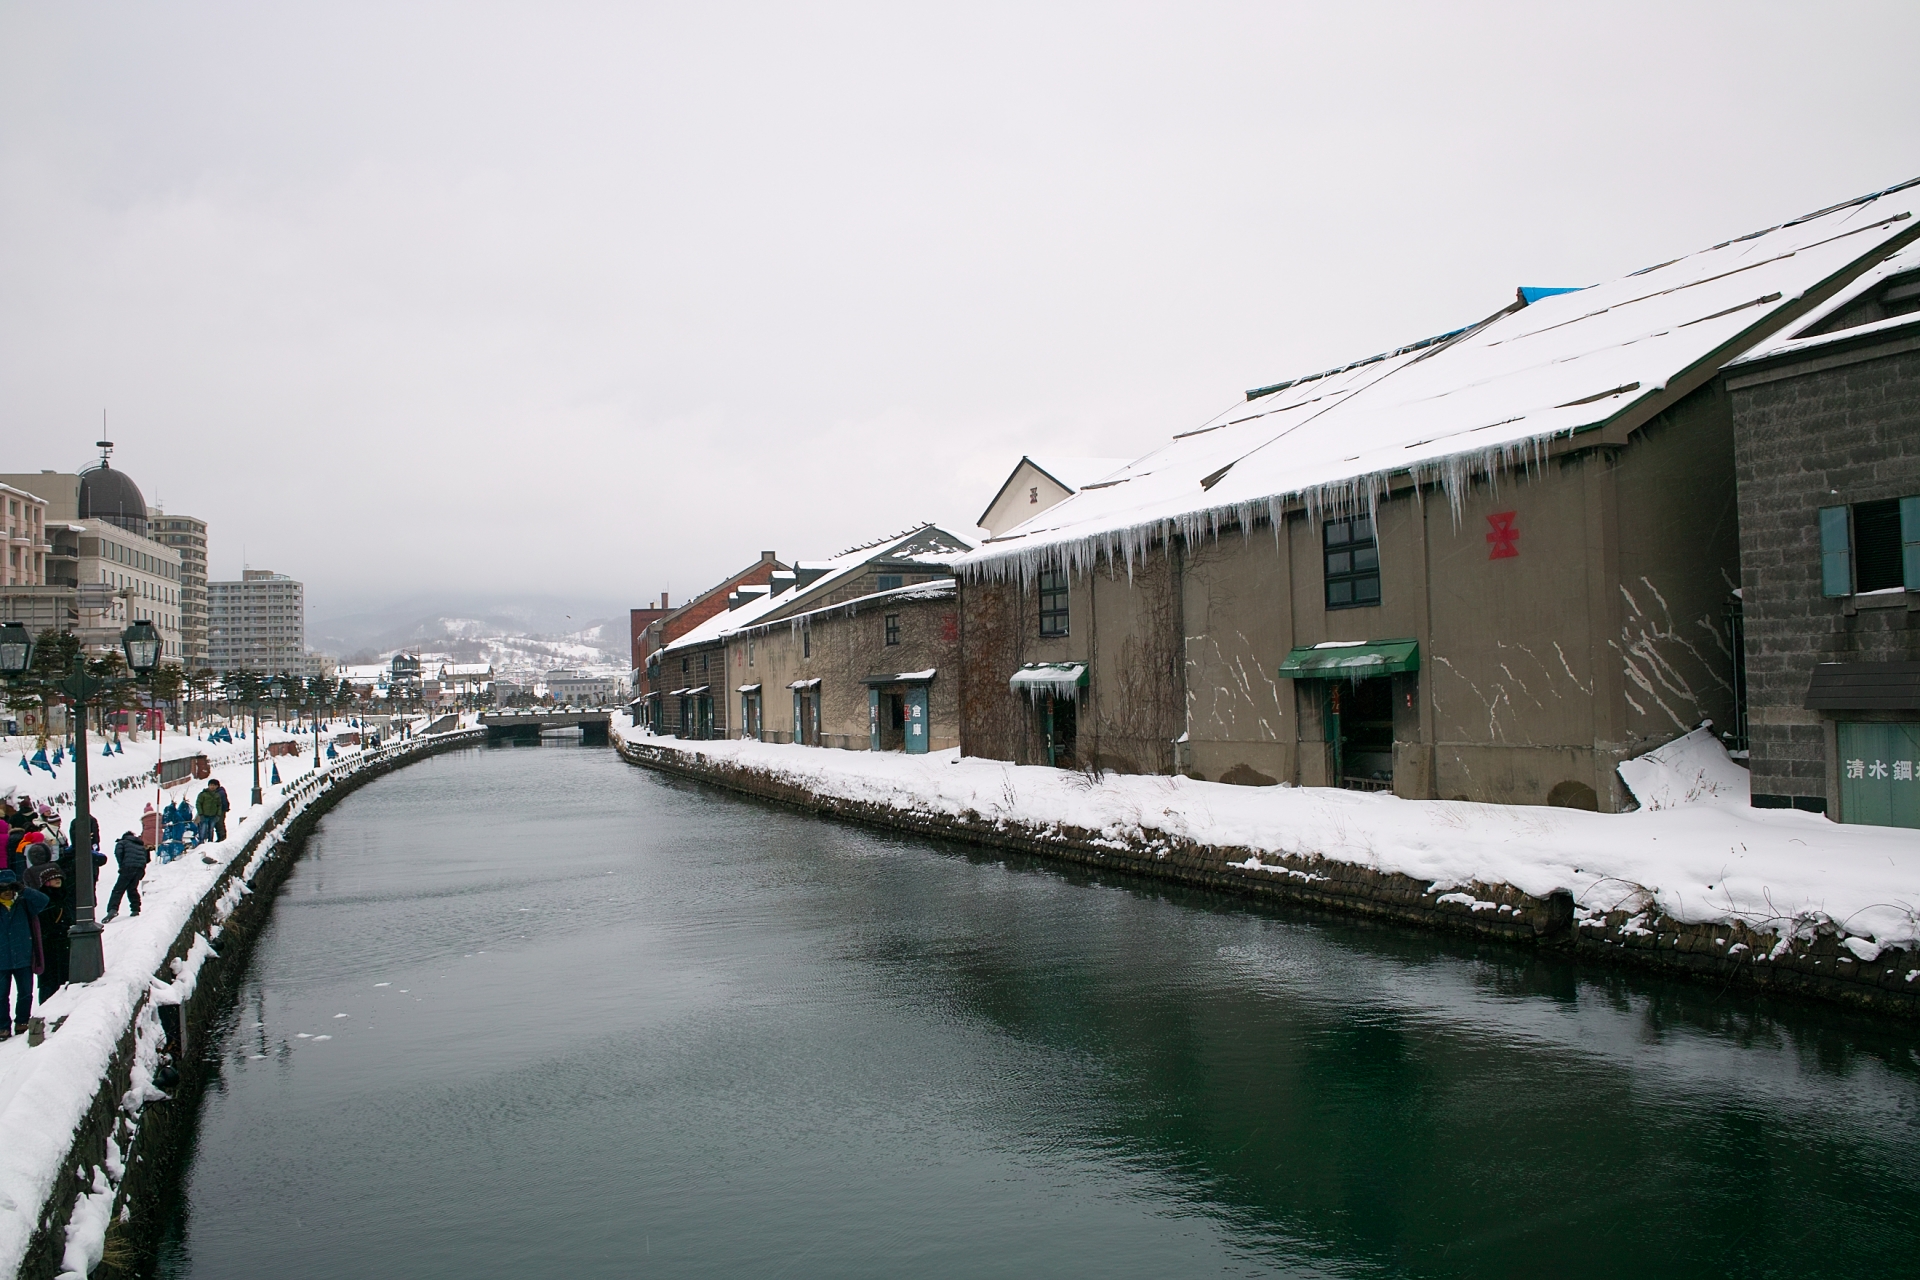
[0,869,48,1038]
[31,864,67,1001]
[103,831,149,922]
[195,783,220,844]
[208,779,230,841]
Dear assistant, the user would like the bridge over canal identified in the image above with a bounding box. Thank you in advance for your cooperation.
[478,709,613,743]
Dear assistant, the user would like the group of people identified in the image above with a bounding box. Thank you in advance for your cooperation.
[0,776,232,1042]
[0,798,95,1041]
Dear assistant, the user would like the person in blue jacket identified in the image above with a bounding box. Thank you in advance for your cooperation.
[0,869,49,1039]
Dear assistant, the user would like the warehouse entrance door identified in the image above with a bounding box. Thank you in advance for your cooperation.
[1331,678,1394,792]
[1837,721,1920,828]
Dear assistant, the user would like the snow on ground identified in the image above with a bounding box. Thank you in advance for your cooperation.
[619,722,1920,952]
[0,713,475,1277]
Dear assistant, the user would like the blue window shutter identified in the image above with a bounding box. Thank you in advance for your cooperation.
[1902,496,1920,590]
[1819,506,1851,597]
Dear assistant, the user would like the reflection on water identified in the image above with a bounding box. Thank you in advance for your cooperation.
[158,741,1920,1278]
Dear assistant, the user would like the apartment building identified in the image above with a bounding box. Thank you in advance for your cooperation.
[150,511,210,667]
[207,569,312,675]
[2,484,48,586]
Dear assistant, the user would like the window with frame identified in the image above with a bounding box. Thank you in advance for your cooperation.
[1038,570,1069,637]
[1324,517,1380,609]
[885,613,900,646]
[1821,496,1920,596]
[877,574,903,591]
[802,626,811,658]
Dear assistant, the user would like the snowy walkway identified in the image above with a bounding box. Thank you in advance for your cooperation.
[618,723,1920,958]
[0,714,473,1279]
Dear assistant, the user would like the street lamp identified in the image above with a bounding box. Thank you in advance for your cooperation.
[41,621,161,985]
[122,620,161,674]
[236,672,265,806]
[0,622,31,678]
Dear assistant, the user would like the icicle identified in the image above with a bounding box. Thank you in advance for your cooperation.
[962,428,1578,586]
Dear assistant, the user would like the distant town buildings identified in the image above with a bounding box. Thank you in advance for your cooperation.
[208,569,311,675]
[545,669,616,706]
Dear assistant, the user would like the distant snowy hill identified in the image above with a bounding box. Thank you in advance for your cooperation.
[314,597,629,683]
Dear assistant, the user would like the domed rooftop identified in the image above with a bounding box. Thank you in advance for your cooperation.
[79,458,148,538]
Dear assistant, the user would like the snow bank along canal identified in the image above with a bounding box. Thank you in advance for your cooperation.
[0,722,482,1280]
[147,737,1920,1276]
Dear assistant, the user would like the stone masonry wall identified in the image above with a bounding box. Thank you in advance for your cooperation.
[1729,342,1920,807]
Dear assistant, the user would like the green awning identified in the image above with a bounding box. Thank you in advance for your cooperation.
[1277,639,1419,678]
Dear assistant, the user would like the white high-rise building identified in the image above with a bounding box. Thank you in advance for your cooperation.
[207,569,311,675]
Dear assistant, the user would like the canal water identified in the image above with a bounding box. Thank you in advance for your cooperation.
[157,739,1920,1278]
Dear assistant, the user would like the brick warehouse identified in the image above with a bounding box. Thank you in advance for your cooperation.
[1727,244,1920,825]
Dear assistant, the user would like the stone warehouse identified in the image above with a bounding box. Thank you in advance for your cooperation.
[648,525,970,743]
[956,181,1920,814]
[1727,244,1920,826]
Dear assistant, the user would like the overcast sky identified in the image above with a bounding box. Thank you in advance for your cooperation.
[2,2,1915,631]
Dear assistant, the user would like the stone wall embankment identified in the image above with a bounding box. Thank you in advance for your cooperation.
[16,729,485,1280]
[618,738,1920,1022]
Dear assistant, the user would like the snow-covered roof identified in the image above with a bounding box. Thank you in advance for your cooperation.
[657,575,805,655]
[1023,457,1134,492]
[732,578,957,638]
[963,178,1920,580]
[659,527,970,657]
[1731,241,1920,366]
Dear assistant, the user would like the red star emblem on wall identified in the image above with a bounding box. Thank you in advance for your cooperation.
[1486,511,1518,559]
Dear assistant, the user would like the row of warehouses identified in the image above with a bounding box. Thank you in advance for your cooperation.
[632,179,1920,828]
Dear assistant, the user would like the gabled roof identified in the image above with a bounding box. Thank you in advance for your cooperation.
[1731,242,1920,367]
[659,525,972,656]
[732,578,957,638]
[976,456,1134,529]
[960,178,1920,581]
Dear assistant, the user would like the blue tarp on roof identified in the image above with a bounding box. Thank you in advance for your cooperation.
[1519,286,1585,304]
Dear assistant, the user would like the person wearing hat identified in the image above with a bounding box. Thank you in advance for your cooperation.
[27,862,67,1000]
[0,869,48,1039]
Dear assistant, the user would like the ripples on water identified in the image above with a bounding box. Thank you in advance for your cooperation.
[156,740,1920,1278]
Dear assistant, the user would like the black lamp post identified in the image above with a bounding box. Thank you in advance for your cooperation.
[42,620,161,984]
[239,673,264,806]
